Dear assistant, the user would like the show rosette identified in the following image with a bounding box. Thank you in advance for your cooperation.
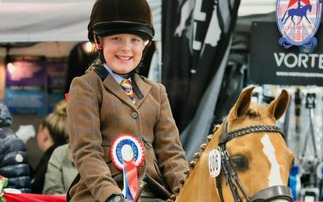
[110,134,145,170]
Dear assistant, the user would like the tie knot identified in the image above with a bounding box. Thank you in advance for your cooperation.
[120,79,133,90]
[120,79,136,104]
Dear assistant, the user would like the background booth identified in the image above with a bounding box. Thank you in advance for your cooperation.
[1,0,322,201]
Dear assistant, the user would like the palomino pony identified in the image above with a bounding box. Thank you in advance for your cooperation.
[170,86,295,202]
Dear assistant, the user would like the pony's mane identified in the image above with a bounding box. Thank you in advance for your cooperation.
[189,124,221,169]
[171,124,221,200]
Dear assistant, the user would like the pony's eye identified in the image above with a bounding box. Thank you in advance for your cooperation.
[231,155,249,171]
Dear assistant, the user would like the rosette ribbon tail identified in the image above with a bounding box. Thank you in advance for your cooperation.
[123,158,140,202]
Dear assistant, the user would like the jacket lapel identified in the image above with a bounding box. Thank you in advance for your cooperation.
[132,74,151,107]
[102,74,131,104]
[101,73,151,107]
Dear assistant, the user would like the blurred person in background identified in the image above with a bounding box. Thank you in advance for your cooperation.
[42,143,77,195]
[30,100,69,193]
[0,100,31,192]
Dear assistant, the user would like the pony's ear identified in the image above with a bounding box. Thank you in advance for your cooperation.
[267,89,290,121]
[230,86,255,119]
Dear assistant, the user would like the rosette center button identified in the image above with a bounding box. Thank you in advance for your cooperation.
[121,144,134,161]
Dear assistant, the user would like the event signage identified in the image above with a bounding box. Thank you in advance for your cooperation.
[249,22,323,86]
[276,0,322,49]
[4,56,67,115]
[5,56,47,116]
[46,58,67,112]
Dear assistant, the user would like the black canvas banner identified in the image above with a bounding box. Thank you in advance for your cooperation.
[250,21,323,86]
[162,0,241,132]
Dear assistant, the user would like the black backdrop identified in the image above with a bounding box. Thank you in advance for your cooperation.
[162,0,241,159]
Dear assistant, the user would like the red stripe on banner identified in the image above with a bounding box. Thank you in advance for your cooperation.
[4,193,65,202]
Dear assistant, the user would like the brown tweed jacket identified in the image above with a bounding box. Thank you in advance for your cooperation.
[66,68,189,202]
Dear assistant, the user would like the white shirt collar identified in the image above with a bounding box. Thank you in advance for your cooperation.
[102,63,131,84]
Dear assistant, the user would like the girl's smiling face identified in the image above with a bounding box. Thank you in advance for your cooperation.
[99,33,147,75]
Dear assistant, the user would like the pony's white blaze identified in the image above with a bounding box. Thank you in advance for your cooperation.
[261,134,284,186]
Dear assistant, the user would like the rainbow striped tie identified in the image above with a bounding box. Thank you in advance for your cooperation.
[120,79,136,104]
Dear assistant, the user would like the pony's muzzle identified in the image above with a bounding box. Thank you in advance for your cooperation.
[249,185,293,202]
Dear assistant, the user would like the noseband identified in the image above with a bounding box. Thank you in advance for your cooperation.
[215,118,293,202]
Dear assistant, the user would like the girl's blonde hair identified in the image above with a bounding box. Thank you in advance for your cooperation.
[40,100,68,145]
[86,57,101,73]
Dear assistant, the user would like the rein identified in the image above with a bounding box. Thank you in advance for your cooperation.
[215,118,289,202]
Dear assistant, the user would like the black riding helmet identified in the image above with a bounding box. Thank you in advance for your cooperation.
[88,0,155,42]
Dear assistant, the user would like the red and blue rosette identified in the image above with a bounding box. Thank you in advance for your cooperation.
[110,134,145,201]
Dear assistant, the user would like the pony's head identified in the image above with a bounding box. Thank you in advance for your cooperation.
[216,86,295,201]
[172,86,295,202]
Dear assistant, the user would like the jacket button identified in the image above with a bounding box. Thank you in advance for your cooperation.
[131,112,138,119]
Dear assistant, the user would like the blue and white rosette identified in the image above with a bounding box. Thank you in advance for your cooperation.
[110,134,145,170]
[110,134,145,200]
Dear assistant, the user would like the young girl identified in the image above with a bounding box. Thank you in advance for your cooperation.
[66,0,189,201]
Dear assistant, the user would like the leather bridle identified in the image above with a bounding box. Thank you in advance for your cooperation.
[215,118,294,202]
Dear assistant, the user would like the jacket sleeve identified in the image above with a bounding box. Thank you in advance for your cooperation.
[152,84,189,193]
[43,146,65,194]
